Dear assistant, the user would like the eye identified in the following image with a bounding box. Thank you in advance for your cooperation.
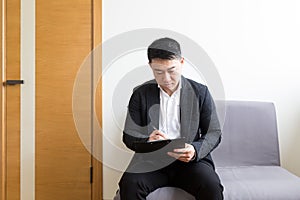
[167,67,176,74]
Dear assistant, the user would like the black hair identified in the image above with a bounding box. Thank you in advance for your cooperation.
[147,37,181,63]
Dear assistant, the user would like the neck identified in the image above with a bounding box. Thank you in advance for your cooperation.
[162,83,179,96]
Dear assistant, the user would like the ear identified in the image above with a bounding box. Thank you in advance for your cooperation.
[180,57,184,65]
[148,62,153,68]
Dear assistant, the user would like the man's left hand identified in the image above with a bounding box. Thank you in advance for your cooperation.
[167,143,196,162]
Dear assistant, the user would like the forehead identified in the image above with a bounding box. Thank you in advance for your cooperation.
[150,58,181,70]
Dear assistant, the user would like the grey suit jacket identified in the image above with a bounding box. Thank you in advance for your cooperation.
[123,76,222,171]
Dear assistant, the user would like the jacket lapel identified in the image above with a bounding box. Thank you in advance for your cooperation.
[146,80,160,134]
[180,77,200,142]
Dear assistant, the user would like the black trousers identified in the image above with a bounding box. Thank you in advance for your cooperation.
[119,160,223,200]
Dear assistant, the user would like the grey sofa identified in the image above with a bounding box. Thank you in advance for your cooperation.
[114,101,300,200]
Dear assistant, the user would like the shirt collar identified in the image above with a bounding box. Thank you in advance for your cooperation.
[157,78,182,96]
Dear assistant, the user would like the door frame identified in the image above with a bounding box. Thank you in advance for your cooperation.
[92,0,103,199]
[1,0,4,198]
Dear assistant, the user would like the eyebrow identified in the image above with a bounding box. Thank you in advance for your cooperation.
[153,66,176,71]
[167,66,176,71]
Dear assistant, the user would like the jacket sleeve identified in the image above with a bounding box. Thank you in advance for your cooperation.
[191,87,222,161]
[122,90,149,151]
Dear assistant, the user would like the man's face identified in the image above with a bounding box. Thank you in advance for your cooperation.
[149,58,184,95]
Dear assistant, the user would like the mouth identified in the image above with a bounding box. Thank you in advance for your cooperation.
[164,83,172,87]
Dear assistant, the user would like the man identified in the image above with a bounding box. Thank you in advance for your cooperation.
[119,37,223,200]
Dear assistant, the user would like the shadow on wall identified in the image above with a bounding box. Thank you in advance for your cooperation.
[285,111,300,177]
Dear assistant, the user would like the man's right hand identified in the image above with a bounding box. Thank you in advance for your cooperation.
[148,130,168,141]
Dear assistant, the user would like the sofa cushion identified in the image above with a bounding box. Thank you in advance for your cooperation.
[146,187,195,200]
[114,166,300,200]
[147,166,300,200]
[219,166,300,200]
[113,187,195,200]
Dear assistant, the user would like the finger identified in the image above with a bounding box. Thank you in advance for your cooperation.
[173,148,188,153]
[150,130,162,137]
[148,132,167,141]
[168,152,190,159]
[168,152,193,162]
[174,144,195,154]
[148,134,158,141]
[167,152,181,159]
[154,131,168,139]
[169,152,190,162]
[153,135,163,141]
[148,134,155,140]
[173,147,194,154]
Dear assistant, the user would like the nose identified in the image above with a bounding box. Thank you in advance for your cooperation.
[162,72,171,82]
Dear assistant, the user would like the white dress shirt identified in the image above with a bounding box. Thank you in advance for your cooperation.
[158,83,181,139]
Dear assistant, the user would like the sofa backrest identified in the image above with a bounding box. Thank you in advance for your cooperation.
[212,101,280,167]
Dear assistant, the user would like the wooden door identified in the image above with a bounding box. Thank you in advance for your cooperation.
[35,0,102,200]
[1,0,102,199]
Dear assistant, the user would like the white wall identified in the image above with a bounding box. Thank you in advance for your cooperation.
[102,0,300,199]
